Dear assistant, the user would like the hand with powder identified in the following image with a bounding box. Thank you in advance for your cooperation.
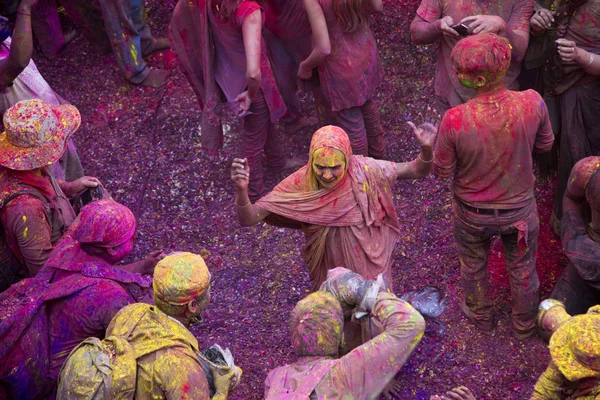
[59,176,101,199]
[235,91,252,117]
[431,386,476,400]
[434,16,459,38]
[231,158,250,191]
[530,8,554,32]
[407,121,437,150]
[460,15,506,35]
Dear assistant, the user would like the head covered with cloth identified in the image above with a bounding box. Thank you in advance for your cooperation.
[153,251,212,325]
[257,125,401,290]
[44,199,138,272]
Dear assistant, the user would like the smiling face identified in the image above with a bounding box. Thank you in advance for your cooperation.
[312,147,346,189]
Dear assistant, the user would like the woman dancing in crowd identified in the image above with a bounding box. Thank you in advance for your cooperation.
[300,0,386,157]
[231,123,436,292]
[170,0,303,200]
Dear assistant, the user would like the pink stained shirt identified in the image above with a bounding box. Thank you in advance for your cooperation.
[316,0,383,112]
[416,0,534,107]
[434,88,554,209]
[264,293,425,399]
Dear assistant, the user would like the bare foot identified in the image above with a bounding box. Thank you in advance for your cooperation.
[283,156,308,170]
[285,116,317,135]
[144,37,171,57]
[381,379,402,399]
[139,69,170,88]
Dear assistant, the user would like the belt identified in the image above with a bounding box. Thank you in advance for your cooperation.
[457,199,523,215]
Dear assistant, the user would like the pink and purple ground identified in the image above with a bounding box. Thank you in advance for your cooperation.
[37,1,567,398]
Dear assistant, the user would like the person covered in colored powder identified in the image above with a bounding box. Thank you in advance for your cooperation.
[231,123,436,292]
[529,1,600,234]
[550,156,600,315]
[0,0,84,182]
[410,0,533,112]
[531,305,600,398]
[300,0,386,158]
[58,252,241,400]
[264,267,425,399]
[170,0,303,200]
[434,33,554,340]
[0,100,103,291]
[0,200,161,399]
[262,0,318,134]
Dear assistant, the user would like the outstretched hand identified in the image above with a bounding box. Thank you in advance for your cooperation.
[231,158,250,191]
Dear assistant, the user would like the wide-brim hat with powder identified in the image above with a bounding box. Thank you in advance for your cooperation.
[153,252,210,305]
[0,99,81,170]
[549,312,600,381]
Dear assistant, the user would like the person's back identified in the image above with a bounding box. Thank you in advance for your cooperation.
[437,88,551,208]
[265,270,425,399]
[48,278,136,378]
[105,302,210,400]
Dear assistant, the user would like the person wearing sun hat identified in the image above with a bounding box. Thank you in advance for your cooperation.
[531,306,600,398]
[0,99,102,289]
[75,252,241,400]
[1,0,85,182]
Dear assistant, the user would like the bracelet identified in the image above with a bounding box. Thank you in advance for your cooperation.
[585,52,595,68]
[418,153,434,163]
[235,200,251,208]
[17,10,31,16]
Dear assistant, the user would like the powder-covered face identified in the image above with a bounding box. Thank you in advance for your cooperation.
[312,147,346,189]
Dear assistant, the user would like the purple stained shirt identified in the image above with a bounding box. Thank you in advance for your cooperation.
[47,278,135,378]
[316,0,383,112]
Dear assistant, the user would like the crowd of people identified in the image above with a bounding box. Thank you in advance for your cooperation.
[0,0,599,398]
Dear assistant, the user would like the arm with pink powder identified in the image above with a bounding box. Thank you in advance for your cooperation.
[329,292,425,399]
[433,114,456,179]
[236,9,262,117]
[410,0,460,44]
[298,0,331,79]
[3,196,54,276]
[0,0,38,84]
[533,95,554,154]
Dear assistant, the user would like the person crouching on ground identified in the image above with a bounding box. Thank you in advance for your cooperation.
[58,252,240,400]
[0,200,161,399]
[531,305,600,398]
[264,267,425,399]
[434,33,554,340]
[0,99,104,291]
[550,156,600,316]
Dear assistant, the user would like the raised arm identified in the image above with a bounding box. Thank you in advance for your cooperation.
[231,158,271,226]
[0,0,38,84]
[236,9,262,117]
[393,121,437,180]
[298,0,330,79]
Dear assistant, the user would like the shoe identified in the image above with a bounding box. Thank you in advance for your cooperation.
[458,299,496,332]
[513,326,536,341]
